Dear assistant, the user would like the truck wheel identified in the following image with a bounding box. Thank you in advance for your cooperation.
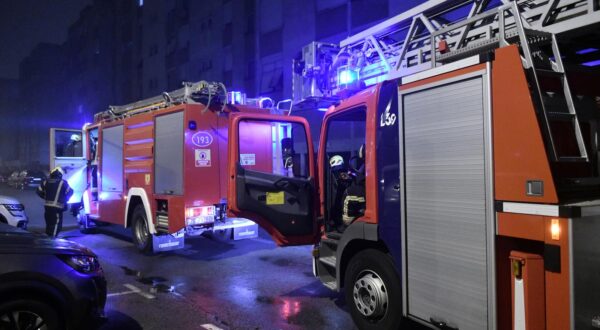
[0,299,63,330]
[132,204,153,253]
[344,249,403,330]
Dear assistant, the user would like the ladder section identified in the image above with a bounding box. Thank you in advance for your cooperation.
[430,2,589,162]
[513,8,590,162]
[95,81,228,122]
[292,0,600,107]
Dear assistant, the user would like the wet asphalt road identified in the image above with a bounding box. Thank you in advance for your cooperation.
[1,185,357,330]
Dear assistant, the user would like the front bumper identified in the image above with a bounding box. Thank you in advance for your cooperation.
[66,271,107,328]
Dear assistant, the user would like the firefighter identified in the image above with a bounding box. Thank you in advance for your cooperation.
[342,144,366,226]
[65,134,82,157]
[36,167,73,238]
[329,155,352,231]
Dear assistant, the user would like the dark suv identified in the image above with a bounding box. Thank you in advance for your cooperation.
[0,223,106,329]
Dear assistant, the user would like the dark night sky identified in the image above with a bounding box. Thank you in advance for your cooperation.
[0,0,91,79]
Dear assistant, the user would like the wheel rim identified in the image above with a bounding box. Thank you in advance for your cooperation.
[134,216,149,247]
[0,310,48,330]
[353,270,389,319]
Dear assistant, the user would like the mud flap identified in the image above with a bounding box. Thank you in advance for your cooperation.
[232,221,259,240]
[153,230,185,252]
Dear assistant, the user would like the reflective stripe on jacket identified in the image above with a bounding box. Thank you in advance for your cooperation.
[37,177,73,210]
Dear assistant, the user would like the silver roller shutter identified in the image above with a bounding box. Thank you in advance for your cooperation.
[101,125,124,192]
[403,77,488,329]
[155,111,184,195]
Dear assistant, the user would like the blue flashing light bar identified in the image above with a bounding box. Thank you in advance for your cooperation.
[576,48,599,55]
[582,59,600,67]
[338,69,359,85]
[228,91,244,104]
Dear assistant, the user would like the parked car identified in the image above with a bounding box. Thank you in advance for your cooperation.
[17,170,46,190]
[7,171,20,188]
[0,223,106,329]
[0,195,28,229]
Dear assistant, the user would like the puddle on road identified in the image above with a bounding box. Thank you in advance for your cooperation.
[254,295,322,326]
[258,255,302,267]
[120,265,141,277]
[120,265,180,296]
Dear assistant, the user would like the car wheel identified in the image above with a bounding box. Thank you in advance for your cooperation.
[132,204,153,253]
[344,249,403,330]
[0,299,62,330]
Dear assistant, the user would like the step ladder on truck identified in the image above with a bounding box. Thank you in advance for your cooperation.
[49,81,300,253]
[225,0,600,329]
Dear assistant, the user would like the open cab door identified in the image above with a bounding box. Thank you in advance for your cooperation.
[227,113,319,246]
[49,128,87,204]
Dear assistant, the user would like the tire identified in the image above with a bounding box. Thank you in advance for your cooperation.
[344,249,403,330]
[131,204,153,253]
[0,299,63,330]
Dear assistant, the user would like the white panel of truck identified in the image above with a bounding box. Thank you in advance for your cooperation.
[101,125,124,192]
[403,77,488,329]
[154,111,184,195]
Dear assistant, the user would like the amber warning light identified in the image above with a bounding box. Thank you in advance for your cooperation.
[550,219,560,240]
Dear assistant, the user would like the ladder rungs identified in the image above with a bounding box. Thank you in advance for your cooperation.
[557,156,589,162]
[536,68,564,76]
[547,112,575,120]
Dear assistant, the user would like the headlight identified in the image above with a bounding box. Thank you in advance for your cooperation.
[3,204,24,216]
[59,255,101,273]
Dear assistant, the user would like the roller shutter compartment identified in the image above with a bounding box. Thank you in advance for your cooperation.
[403,77,489,330]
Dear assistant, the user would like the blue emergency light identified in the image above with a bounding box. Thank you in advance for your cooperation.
[338,69,359,85]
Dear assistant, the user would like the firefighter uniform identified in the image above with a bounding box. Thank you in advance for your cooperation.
[36,168,73,238]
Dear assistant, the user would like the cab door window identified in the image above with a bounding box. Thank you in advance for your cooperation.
[55,130,83,157]
[238,120,310,178]
[324,108,367,231]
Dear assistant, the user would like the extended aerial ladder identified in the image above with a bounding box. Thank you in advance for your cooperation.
[293,0,600,163]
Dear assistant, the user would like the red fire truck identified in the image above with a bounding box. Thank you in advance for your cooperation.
[50,81,313,253]
[223,1,600,329]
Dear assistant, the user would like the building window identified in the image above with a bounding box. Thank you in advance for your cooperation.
[149,44,158,56]
[316,4,347,40]
[351,0,388,31]
[223,23,233,46]
[260,28,282,57]
[148,78,157,91]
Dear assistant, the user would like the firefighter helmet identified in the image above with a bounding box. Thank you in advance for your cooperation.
[329,155,344,168]
[50,166,64,177]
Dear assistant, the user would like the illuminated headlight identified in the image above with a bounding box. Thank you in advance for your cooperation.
[185,216,214,226]
[185,206,215,226]
[59,255,101,273]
